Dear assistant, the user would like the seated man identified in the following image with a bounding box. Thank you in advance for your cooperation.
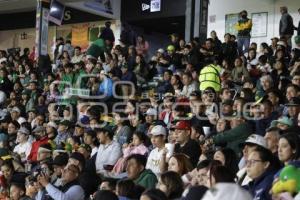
[37,164,85,200]
[173,120,201,167]
[126,154,157,189]
[93,126,122,175]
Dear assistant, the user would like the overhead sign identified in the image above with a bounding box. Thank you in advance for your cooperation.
[141,0,161,13]
[150,0,161,12]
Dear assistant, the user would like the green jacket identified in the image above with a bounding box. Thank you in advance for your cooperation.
[213,122,253,156]
[59,73,75,93]
[73,69,87,88]
[134,169,157,189]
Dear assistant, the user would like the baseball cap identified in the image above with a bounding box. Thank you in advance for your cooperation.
[241,134,267,149]
[270,116,293,128]
[32,126,46,133]
[277,41,286,47]
[157,48,165,54]
[150,125,167,136]
[173,120,191,130]
[11,107,21,113]
[271,37,279,41]
[17,117,26,125]
[145,108,157,116]
[47,121,58,129]
[201,183,252,200]
[18,127,30,135]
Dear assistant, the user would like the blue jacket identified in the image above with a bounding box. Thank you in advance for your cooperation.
[98,77,113,97]
[157,81,173,94]
[246,170,276,200]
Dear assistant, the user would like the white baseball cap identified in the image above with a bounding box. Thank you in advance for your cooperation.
[150,125,166,136]
[47,121,58,129]
[11,107,21,113]
[157,48,165,54]
[145,108,157,116]
[243,134,267,149]
[202,183,252,200]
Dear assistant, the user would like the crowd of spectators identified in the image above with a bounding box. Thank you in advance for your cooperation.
[0,7,299,200]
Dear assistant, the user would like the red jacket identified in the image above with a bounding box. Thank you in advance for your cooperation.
[27,136,49,162]
[159,110,174,126]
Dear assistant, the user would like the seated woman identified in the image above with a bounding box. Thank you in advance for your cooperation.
[213,148,239,174]
[157,171,184,200]
[278,133,300,166]
[165,153,193,177]
[112,132,149,174]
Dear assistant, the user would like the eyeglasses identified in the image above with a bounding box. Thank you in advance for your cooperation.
[245,159,263,166]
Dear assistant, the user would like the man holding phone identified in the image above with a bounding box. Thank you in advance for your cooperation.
[37,164,84,200]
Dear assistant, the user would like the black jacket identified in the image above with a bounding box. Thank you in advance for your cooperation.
[280,13,294,35]
[297,20,300,36]
[174,139,201,167]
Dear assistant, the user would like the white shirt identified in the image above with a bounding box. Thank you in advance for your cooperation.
[95,141,122,174]
[91,147,98,157]
[13,141,32,162]
[181,83,198,97]
[146,147,164,176]
[71,54,84,64]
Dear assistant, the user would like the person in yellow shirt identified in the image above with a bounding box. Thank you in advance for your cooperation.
[235,10,252,56]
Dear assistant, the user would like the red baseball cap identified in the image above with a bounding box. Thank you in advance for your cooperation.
[174,120,191,130]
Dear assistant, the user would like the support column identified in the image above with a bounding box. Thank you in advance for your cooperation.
[185,0,193,42]
[185,0,208,43]
[35,0,50,59]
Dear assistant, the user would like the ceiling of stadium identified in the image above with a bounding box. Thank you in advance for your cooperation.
[0,0,81,14]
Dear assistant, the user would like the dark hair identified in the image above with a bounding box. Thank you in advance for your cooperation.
[253,146,282,171]
[126,154,147,167]
[241,88,254,102]
[116,179,135,198]
[74,46,81,51]
[164,70,173,76]
[169,154,193,175]
[258,55,268,64]
[197,159,211,170]
[209,165,235,185]
[1,160,15,173]
[114,112,130,127]
[101,178,118,191]
[142,189,168,200]
[215,148,239,174]
[280,133,300,161]
[160,171,184,199]
[94,190,118,200]
[133,131,147,144]
[171,74,183,89]
[9,120,20,129]
[191,123,204,137]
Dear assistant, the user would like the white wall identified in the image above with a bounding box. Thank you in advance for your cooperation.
[0,20,121,56]
[208,0,300,46]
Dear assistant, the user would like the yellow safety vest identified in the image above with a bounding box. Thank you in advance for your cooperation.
[199,64,221,92]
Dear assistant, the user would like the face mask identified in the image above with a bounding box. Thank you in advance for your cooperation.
[241,14,247,19]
